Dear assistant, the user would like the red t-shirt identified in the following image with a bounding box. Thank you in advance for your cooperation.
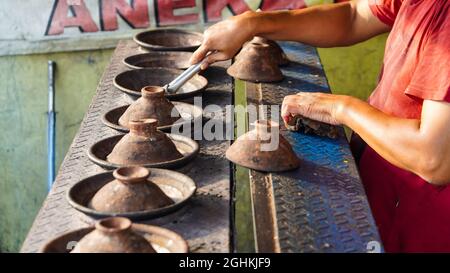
[358,0,450,252]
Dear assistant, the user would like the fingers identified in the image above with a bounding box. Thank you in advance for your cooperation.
[281,94,316,122]
[283,93,342,125]
[190,44,232,70]
[281,95,301,123]
[282,103,301,119]
[201,51,230,69]
[190,44,209,65]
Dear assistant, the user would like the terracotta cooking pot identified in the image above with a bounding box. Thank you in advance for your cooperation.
[107,118,183,165]
[71,217,155,253]
[118,86,180,129]
[89,166,174,213]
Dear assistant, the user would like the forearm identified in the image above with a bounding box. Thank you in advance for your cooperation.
[339,97,448,184]
[192,0,390,65]
[244,2,358,47]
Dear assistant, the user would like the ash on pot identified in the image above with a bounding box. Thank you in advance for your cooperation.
[287,115,339,139]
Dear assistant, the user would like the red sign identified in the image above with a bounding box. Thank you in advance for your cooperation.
[45,0,319,36]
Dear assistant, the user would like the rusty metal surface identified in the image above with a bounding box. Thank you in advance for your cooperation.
[21,40,232,253]
[257,42,382,252]
[249,171,280,252]
[243,82,280,253]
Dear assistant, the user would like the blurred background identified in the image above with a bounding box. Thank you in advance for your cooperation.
[0,0,386,252]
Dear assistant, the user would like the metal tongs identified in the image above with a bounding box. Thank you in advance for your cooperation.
[163,52,212,94]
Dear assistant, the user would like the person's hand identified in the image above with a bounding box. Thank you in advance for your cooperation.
[190,11,256,69]
[281,92,349,126]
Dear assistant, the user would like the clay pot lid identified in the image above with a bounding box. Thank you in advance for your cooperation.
[41,219,189,253]
[226,120,300,172]
[88,166,175,213]
[114,67,208,100]
[123,51,193,70]
[102,101,203,133]
[87,121,199,170]
[134,29,203,51]
[69,217,155,253]
[227,43,284,83]
[118,86,180,129]
[67,168,196,220]
[106,118,186,166]
[247,37,289,66]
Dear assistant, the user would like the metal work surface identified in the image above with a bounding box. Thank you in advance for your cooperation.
[251,42,382,252]
[21,40,232,253]
[22,39,380,253]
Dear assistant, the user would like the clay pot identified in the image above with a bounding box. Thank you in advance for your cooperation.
[226,120,300,172]
[42,223,188,253]
[118,86,180,129]
[71,217,156,253]
[123,51,193,70]
[106,118,183,165]
[102,101,203,133]
[250,36,289,66]
[114,68,208,101]
[89,166,174,213]
[134,29,203,51]
[227,43,284,83]
[68,168,197,220]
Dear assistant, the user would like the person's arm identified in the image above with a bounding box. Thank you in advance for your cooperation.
[281,94,450,185]
[191,0,390,68]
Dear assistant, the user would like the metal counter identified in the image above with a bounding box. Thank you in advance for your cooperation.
[21,40,381,253]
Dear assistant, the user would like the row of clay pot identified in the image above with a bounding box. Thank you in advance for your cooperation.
[52,165,193,253]
[88,85,200,170]
[59,88,197,250]
[56,119,303,253]
[43,30,209,253]
[95,35,294,170]
[44,30,299,253]
[106,86,186,166]
[225,37,303,170]
[84,31,206,220]
[128,30,290,84]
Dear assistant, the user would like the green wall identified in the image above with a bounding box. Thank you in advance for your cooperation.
[319,34,388,100]
[0,49,113,252]
[0,34,387,252]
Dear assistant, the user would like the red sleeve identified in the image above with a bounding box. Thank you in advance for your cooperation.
[368,0,404,27]
[405,14,450,103]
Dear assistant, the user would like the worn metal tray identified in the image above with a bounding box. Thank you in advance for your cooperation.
[21,40,232,253]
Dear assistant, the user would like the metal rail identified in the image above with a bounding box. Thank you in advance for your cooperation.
[47,60,56,190]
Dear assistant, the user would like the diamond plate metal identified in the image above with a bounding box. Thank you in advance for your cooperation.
[21,40,232,253]
[259,42,383,253]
